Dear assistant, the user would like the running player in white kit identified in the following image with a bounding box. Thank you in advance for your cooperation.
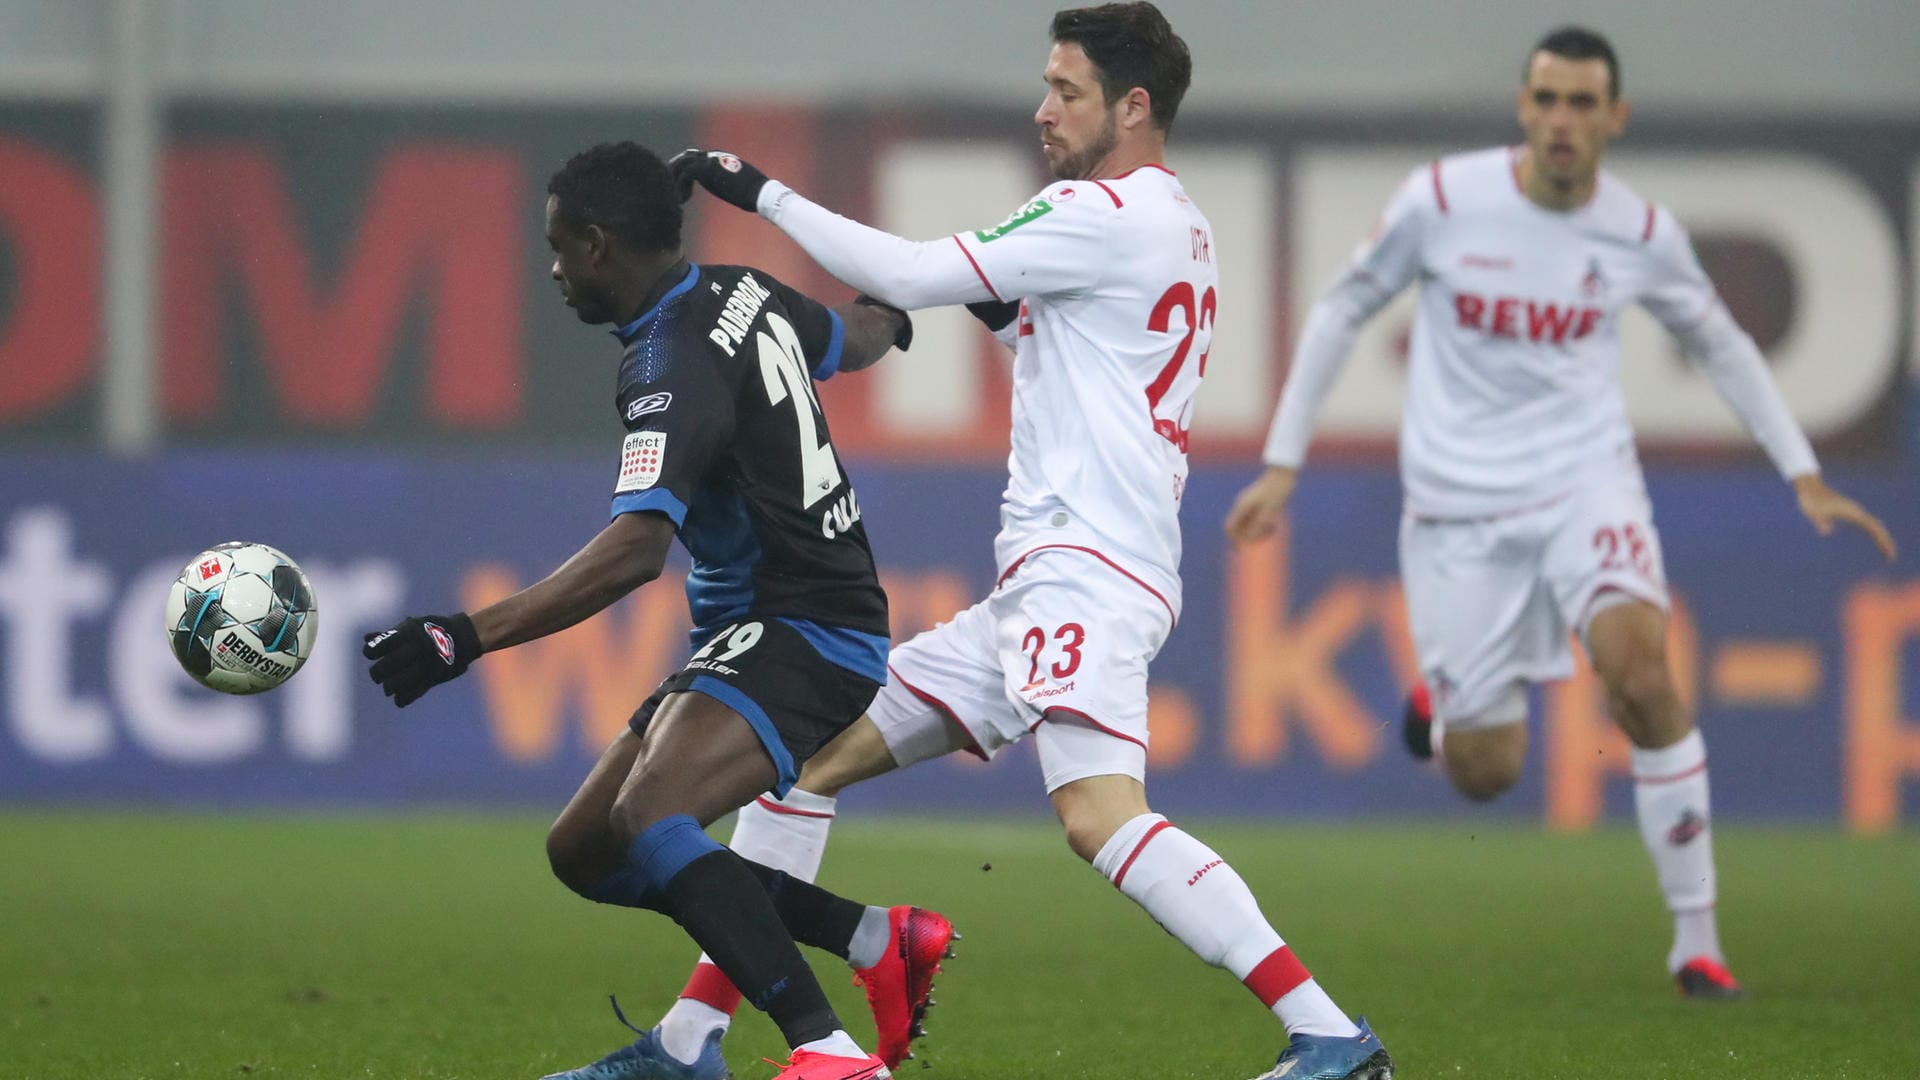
[1227,26,1897,1001]
[657,6,1393,1080]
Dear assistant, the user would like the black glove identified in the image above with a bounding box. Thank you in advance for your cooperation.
[966,299,1021,333]
[363,613,481,708]
[668,148,771,212]
[854,294,914,352]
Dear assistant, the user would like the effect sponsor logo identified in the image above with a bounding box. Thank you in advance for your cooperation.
[626,392,672,422]
[615,431,668,493]
[974,197,1053,243]
[426,623,456,665]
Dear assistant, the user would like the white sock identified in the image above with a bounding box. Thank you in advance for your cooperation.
[1630,729,1724,973]
[661,788,839,1059]
[1092,813,1359,1038]
[657,999,729,1065]
[796,1029,868,1060]
[846,905,894,971]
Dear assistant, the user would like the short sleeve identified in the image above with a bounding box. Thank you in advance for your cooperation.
[1636,208,1720,334]
[765,279,847,381]
[950,183,1109,301]
[609,347,735,526]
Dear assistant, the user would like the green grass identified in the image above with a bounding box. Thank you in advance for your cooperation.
[1,813,1915,1079]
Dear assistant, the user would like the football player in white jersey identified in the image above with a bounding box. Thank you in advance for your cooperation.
[647,6,1394,1080]
[1227,26,1897,1001]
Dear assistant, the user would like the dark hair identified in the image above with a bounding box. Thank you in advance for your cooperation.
[1529,25,1620,99]
[546,141,682,253]
[1050,2,1192,130]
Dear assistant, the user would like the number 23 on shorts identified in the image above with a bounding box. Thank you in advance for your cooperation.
[1022,622,1086,686]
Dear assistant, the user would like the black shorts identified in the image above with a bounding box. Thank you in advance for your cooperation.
[628,617,883,796]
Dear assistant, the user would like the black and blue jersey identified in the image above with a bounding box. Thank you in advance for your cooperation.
[607,261,887,683]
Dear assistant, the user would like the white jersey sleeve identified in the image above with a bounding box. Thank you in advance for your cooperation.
[1261,166,1433,468]
[950,183,1110,301]
[757,181,995,310]
[1638,208,1819,479]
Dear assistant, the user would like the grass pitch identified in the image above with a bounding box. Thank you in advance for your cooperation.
[1,813,1914,1079]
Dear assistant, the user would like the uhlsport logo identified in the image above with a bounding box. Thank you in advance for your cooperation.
[426,623,456,665]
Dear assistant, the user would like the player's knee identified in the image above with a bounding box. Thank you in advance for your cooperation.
[1060,818,1111,864]
[1604,655,1683,743]
[1447,752,1523,801]
[545,822,600,895]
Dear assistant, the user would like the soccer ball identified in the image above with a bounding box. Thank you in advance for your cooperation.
[165,542,319,694]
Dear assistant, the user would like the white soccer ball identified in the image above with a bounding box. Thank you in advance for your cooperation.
[165,541,319,694]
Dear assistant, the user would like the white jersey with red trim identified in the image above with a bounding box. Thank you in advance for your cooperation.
[1261,145,1817,518]
[954,165,1217,615]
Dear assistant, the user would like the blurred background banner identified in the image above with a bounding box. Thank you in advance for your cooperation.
[1,2,1916,828]
[1,102,1915,459]
[2,456,1915,828]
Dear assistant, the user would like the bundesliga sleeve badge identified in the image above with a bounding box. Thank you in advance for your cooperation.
[615,431,668,493]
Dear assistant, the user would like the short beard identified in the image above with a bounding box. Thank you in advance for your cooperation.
[1050,110,1120,180]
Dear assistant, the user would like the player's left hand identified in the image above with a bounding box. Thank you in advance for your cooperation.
[669,148,770,212]
[363,613,482,707]
[854,294,914,352]
[1794,473,1897,562]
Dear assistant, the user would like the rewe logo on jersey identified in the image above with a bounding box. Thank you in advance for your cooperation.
[974,197,1053,243]
[1453,290,1603,345]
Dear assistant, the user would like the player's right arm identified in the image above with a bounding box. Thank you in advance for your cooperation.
[467,512,675,653]
[1227,168,1433,544]
[673,148,1102,312]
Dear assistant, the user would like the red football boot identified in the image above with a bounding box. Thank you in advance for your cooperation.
[1675,956,1744,1000]
[851,906,956,1067]
[766,1048,890,1080]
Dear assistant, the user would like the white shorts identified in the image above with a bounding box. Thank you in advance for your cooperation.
[867,548,1176,792]
[1400,472,1669,730]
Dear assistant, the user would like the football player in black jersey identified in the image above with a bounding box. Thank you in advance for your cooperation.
[363,142,944,1080]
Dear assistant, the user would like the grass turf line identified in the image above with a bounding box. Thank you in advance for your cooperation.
[1,813,1914,1079]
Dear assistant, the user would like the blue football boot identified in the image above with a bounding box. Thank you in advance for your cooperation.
[540,998,732,1080]
[1249,1017,1393,1080]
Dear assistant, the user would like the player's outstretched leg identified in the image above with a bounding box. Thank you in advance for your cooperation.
[654,788,840,1073]
[649,715,949,1069]
[1588,602,1742,999]
[1055,770,1393,1080]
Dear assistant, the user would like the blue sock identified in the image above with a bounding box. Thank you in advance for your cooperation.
[579,814,722,909]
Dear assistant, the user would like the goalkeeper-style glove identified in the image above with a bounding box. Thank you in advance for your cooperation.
[854,294,914,352]
[363,613,481,708]
[669,148,771,212]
